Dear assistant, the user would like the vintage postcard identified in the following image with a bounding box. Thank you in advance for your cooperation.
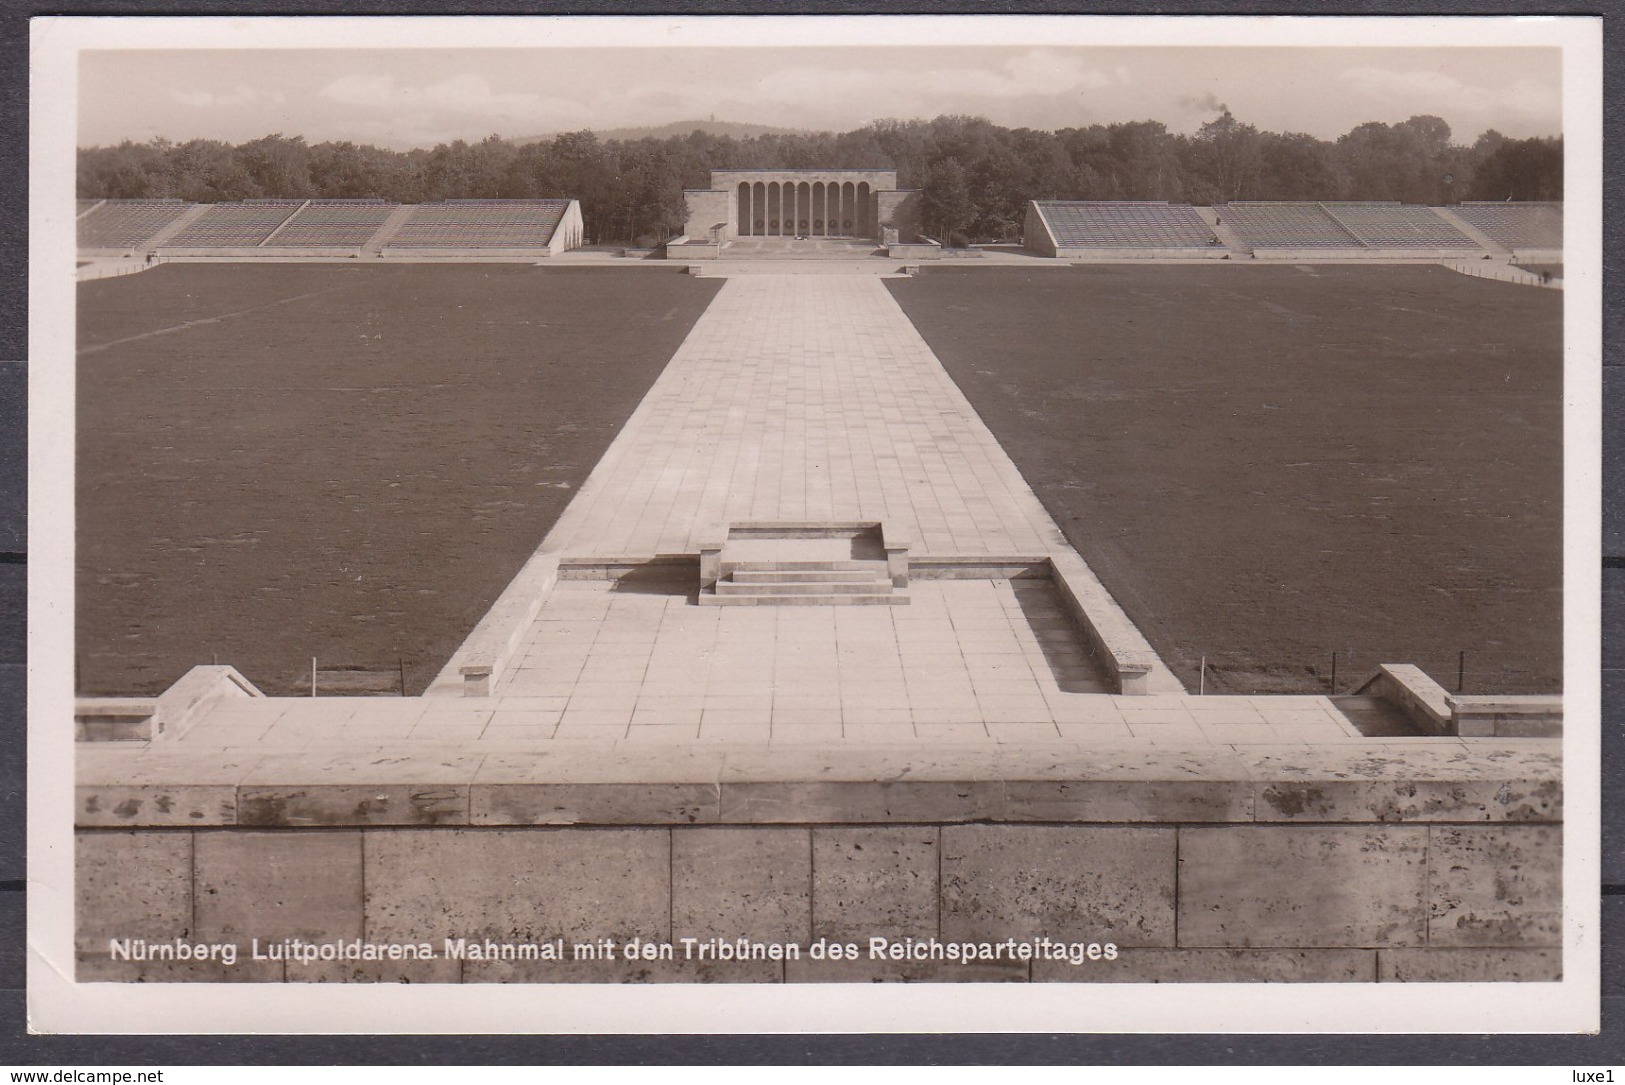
[27,13,1601,1034]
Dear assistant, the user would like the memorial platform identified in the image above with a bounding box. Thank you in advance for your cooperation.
[74,264,1565,985]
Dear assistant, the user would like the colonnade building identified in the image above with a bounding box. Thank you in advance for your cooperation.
[683,169,922,243]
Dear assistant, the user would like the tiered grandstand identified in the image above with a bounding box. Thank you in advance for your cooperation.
[1216,202,1362,251]
[1319,203,1478,250]
[263,200,396,249]
[383,199,582,253]
[1024,202,1220,257]
[73,197,1556,265]
[1028,199,1500,258]
[1448,202,1563,253]
[73,198,586,258]
[164,200,305,250]
[77,200,195,253]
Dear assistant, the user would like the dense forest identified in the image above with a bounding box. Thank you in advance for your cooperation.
[77,113,1563,245]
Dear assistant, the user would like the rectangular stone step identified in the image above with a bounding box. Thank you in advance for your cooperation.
[698,592,909,607]
[723,559,885,574]
[729,568,885,585]
[716,578,888,596]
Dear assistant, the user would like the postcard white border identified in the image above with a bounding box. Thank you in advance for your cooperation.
[27,13,1603,1036]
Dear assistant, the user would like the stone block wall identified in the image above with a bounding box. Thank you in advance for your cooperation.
[877,191,923,244]
[682,189,733,240]
[1024,203,1058,257]
[76,820,1561,984]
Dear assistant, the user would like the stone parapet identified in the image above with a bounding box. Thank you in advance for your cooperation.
[75,811,1562,983]
[77,738,1560,830]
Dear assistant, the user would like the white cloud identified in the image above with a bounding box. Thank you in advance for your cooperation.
[319,73,547,120]
[1336,66,1560,126]
[167,84,263,110]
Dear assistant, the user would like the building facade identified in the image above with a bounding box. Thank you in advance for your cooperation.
[683,169,921,243]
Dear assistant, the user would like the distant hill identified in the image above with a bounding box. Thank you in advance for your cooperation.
[514,120,815,144]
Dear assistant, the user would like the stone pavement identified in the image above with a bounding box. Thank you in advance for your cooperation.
[392,272,1366,745]
[541,274,1072,559]
[166,683,1383,750]
[94,271,1418,748]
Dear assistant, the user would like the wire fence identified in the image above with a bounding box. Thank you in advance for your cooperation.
[1184,647,1530,698]
[1441,259,1562,289]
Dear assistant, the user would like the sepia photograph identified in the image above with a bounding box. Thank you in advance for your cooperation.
[27,13,1601,1035]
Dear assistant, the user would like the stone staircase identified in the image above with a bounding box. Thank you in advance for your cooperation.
[720,237,883,260]
[699,522,910,606]
[1431,207,1509,255]
[365,204,419,254]
[141,203,212,251]
[1193,206,1248,255]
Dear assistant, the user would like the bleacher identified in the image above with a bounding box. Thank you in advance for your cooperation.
[165,200,304,248]
[1320,203,1478,249]
[1039,202,1217,248]
[1217,203,1360,250]
[77,200,193,250]
[385,199,571,249]
[1450,203,1563,251]
[76,199,103,217]
[263,200,396,248]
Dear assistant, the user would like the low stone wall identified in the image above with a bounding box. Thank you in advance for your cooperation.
[1452,695,1564,738]
[75,740,1561,984]
[1058,247,1230,260]
[76,664,262,742]
[1357,664,1452,735]
[1356,665,1563,738]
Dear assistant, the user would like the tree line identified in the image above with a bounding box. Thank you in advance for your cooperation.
[78,113,1563,246]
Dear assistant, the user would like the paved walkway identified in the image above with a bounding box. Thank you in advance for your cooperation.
[541,275,1070,559]
[172,684,1377,750]
[493,578,1112,743]
[133,271,1376,749]
[406,271,1339,744]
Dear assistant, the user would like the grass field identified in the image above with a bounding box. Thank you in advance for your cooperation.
[77,264,722,696]
[887,264,1564,695]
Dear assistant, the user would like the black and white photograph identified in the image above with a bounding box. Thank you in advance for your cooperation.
[26,13,1601,1035]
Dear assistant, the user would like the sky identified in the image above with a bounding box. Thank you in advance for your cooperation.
[77,43,1564,151]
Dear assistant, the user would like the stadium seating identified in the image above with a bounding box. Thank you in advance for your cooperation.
[77,200,194,249]
[165,200,305,248]
[1320,203,1478,249]
[1039,202,1217,248]
[263,200,397,248]
[1450,203,1563,250]
[385,199,571,249]
[1217,203,1360,249]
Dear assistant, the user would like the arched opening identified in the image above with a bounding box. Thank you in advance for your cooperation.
[737,182,751,237]
[857,182,871,238]
[752,182,766,235]
[812,182,825,235]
